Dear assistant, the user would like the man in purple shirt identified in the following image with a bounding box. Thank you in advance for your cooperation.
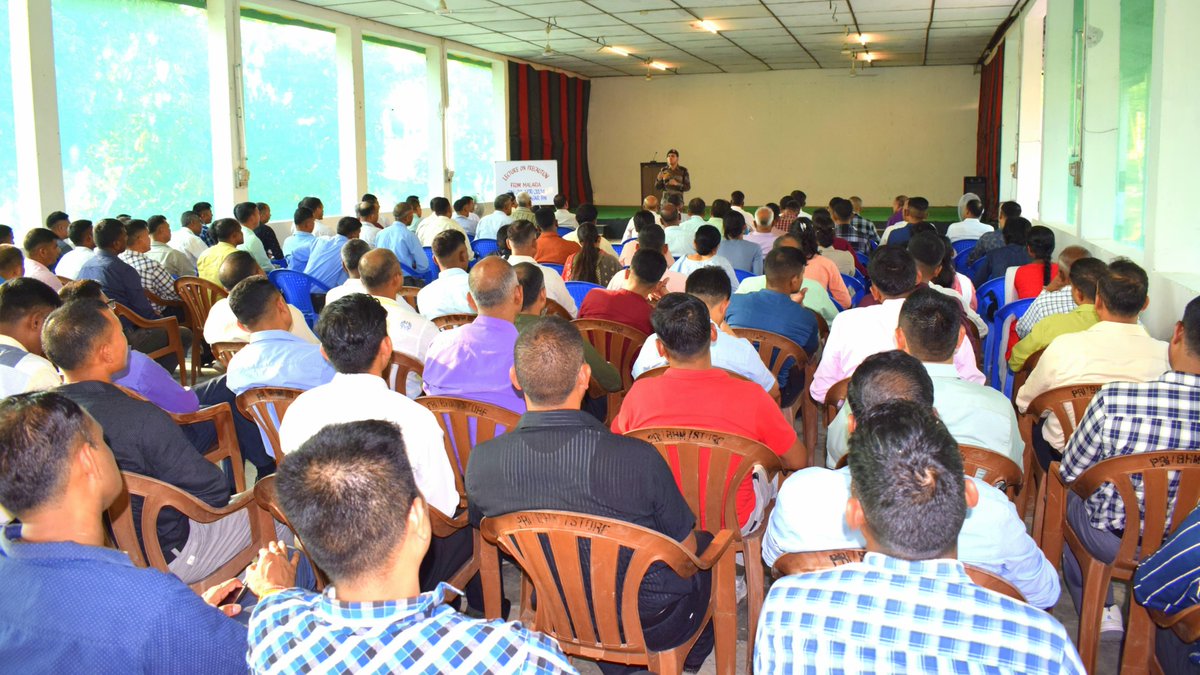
[422,257,526,414]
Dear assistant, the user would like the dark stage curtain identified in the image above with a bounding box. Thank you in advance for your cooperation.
[507,62,594,207]
[976,42,1005,220]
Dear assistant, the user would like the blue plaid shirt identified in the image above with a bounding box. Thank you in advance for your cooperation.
[754,552,1084,674]
[1061,371,1200,534]
[249,583,577,674]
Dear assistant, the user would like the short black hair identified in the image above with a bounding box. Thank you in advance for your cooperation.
[907,231,946,275]
[899,287,962,362]
[212,217,242,242]
[1183,296,1200,357]
[514,316,585,406]
[764,246,806,287]
[848,400,965,559]
[905,197,930,218]
[721,212,743,240]
[276,420,419,581]
[868,247,918,298]
[0,392,96,516]
[710,199,730,219]
[341,239,371,274]
[46,212,70,229]
[405,195,421,207]
[336,217,362,238]
[68,220,94,246]
[507,220,538,249]
[93,219,126,250]
[218,251,259,290]
[42,299,113,371]
[687,197,706,216]
[23,228,59,254]
[730,190,745,206]
[432,229,466,261]
[294,207,314,226]
[0,225,13,243]
[831,199,854,221]
[359,249,402,291]
[965,199,983,217]
[298,196,323,212]
[575,203,597,225]
[1098,258,1150,317]
[553,194,566,209]
[146,215,169,236]
[651,293,711,360]
[693,225,721,256]
[228,276,280,329]
[57,279,103,303]
[1003,217,1032,246]
[430,196,450,215]
[685,266,731,304]
[0,278,62,325]
[0,245,23,272]
[192,201,213,214]
[630,248,667,286]
[356,201,379,219]
[637,224,666,254]
[534,207,556,231]
[1000,201,1022,220]
[315,294,388,374]
[1067,257,1106,302]
[123,219,149,241]
[514,262,544,311]
[234,201,258,223]
[846,350,933,417]
[360,193,377,204]
[780,197,799,212]
[452,196,471,213]
[632,210,656,235]
[257,201,271,212]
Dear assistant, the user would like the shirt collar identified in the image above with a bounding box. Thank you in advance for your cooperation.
[439,268,467,279]
[1089,320,1151,337]
[471,315,517,334]
[95,249,119,260]
[922,362,959,379]
[293,231,315,239]
[515,409,605,431]
[0,334,27,351]
[249,329,307,344]
[330,372,388,389]
[861,551,970,582]
[1161,371,1200,388]
[317,582,458,627]
[1,523,135,567]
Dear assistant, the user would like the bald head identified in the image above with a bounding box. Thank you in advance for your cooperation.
[754,207,774,232]
[1058,245,1092,273]
[468,257,521,320]
[358,249,403,297]
[642,195,659,212]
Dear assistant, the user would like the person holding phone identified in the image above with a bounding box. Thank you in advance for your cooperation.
[655,148,691,203]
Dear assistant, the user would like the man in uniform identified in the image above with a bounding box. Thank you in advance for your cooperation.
[655,148,691,203]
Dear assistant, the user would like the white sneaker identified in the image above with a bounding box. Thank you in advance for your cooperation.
[1100,605,1124,640]
[735,575,747,603]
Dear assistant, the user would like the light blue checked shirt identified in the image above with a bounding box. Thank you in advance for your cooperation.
[754,552,1085,675]
[249,583,577,674]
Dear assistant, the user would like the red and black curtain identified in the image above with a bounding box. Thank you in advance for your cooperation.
[508,62,594,207]
[976,42,1005,220]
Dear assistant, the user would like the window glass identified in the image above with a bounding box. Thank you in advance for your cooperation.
[363,38,429,207]
[1065,0,1085,227]
[52,0,212,218]
[240,11,338,213]
[0,0,16,224]
[1112,0,1152,247]
[446,57,500,201]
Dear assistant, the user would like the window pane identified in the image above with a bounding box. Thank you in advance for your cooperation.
[52,0,212,218]
[0,0,16,224]
[240,13,338,213]
[1113,0,1152,247]
[446,58,500,201]
[363,40,429,206]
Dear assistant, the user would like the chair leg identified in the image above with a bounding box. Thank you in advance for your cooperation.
[647,647,683,675]
[478,530,504,621]
[1075,555,1111,674]
[189,337,202,386]
[1123,601,1157,675]
[743,537,767,674]
[713,545,738,675]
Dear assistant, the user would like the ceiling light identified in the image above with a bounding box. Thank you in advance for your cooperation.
[860,52,874,62]
[607,46,630,57]
[696,20,719,34]
[857,33,869,45]
[649,61,668,71]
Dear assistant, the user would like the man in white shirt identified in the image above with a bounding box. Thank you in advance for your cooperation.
[359,249,438,398]
[810,246,983,404]
[417,230,474,320]
[170,211,209,264]
[203,252,318,346]
[730,190,754,232]
[475,194,514,242]
[505,220,576,317]
[415,197,465,247]
[945,198,992,242]
[621,195,662,242]
[146,216,196,278]
[323,239,371,305]
[661,203,694,259]
[278,293,456,517]
[561,203,617,257]
[632,266,775,393]
[552,193,577,230]
[745,206,781,256]
[354,200,383,247]
[1016,259,1169,463]
[0,279,63,396]
[54,220,96,281]
[21,228,64,292]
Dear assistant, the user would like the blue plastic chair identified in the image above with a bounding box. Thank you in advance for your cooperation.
[542,263,565,278]
[975,277,1006,324]
[854,250,870,269]
[472,238,499,258]
[951,239,978,258]
[422,247,438,283]
[611,242,624,258]
[557,226,573,237]
[828,293,844,312]
[268,269,330,328]
[734,268,755,284]
[983,298,1034,395]
[565,281,603,308]
[270,258,287,269]
[841,273,867,307]
[955,247,987,282]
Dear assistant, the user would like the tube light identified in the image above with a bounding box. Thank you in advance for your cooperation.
[608,46,630,57]
[697,20,718,34]
[649,61,668,71]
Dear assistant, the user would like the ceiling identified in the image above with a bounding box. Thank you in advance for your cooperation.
[298,0,1020,77]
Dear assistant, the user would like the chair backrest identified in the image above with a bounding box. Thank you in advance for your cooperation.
[211,341,245,369]
[416,396,521,499]
[1010,347,1045,404]
[235,387,304,461]
[841,273,867,306]
[976,276,1006,324]
[471,238,499,258]
[734,268,754,283]
[984,298,1033,394]
[432,313,475,331]
[253,475,329,590]
[387,351,424,394]
[543,298,572,320]
[1025,382,1106,441]
[636,365,670,380]
[732,327,810,391]
[480,510,718,662]
[542,263,564,278]
[625,427,782,533]
[960,444,1023,501]
[267,269,330,326]
[174,276,228,330]
[398,286,420,312]
[572,319,648,391]
[821,377,851,427]
[422,247,438,283]
[951,239,978,257]
[564,280,603,309]
[556,226,573,237]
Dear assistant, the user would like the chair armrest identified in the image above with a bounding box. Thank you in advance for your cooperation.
[430,506,469,538]
[691,530,736,571]
[166,403,245,492]
[1038,461,1068,571]
[113,304,176,331]
[145,290,184,309]
[1149,605,1200,643]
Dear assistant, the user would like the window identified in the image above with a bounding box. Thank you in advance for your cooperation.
[1065,0,1085,227]
[1112,0,1152,247]
[0,0,16,224]
[363,37,429,207]
[240,10,338,213]
[446,56,500,201]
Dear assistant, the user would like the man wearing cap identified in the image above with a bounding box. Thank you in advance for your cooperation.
[655,149,691,204]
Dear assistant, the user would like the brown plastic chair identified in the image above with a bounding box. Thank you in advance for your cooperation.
[818,377,851,466]
[416,396,521,503]
[1039,453,1200,673]
[111,303,188,386]
[960,444,1023,503]
[573,319,648,424]
[398,286,420,312]
[387,351,424,395]
[1023,382,1105,523]
[211,341,245,369]
[56,275,72,285]
[145,288,184,315]
[175,276,228,384]
[252,474,328,591]
[730,329,812,460]
[479,510,737,674]
[1149,603,1200,674]
[235,387,304,462]
[432,313,476,331]
[624,427,781,670]
[1009,347,1044,406]
[543,298,572,320]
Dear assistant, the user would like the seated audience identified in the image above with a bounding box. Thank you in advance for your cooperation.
[1135,503,1200,671]
[423,257,527,413]
[467,317,713,673]
[233,201,274,273]
[613,293,804,530]
[579,248,665,335]
[883,194,906,227]
[663,198,698,258]
[0,245,23,281]
[46,212,72,263]
[1058,295,1200,635]
[825,289,1021,469]
[1016,245,1093,338]
[323,238,371,304]
[415,197,465,246]
[831,197,878,254]
[197,218,244,287]
[0,279,62,396]
[282,207,317,271]
[810,247,983,404]
[746,206,780,255]
[253,420,574,673]
[814,213,855,277]
[718,210,763,274]
[204,252,318,345]
[359,249,438,398]
[509,191,536,225]
[0,392,252,673]
[729,189,754,230]
[755,399,1082,673]
[774,197,800,234]
[908,232,986,337]
[533,206,581,265]
[735,234,840,323]
[616,209,658,266]
[946,198,991,242]
[620,195,662,242]
[146,215,196,278]
[974,216,1033,287]
[355,199,383,246]
[253,202,284,260]
[669,224,739,289]
[304,217,361,289]
[879,196,929,247]
[969,200,1022,264]
[506,219,576,317]
[765,351,1058,607]
[607,224,686,294]
[22,228,64,292]
[794,222,852,308]
[170,210,208,265]
[416,229,473,319]
[1014,225,1058,299]
[931,233,978,310]
[118,219,183,317]
[564,222,621,287]
[451,195,477,237]
[193,201,216,245]
[54,220,95,280]
[475,193,514,241]
[1009,257,1106,371]
[376,201,431,282]
[1017,259,1168,467]
[633,267,776,393]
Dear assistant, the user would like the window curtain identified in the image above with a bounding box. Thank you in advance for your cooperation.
[507,62,594,207]
[976,42,1005,220]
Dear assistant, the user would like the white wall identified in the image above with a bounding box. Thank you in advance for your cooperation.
[587,65,980,208]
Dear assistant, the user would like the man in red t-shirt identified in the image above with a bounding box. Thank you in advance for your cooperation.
[612,292,805,531]
[578,249,666,336]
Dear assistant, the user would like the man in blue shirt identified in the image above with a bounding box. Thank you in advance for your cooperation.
[0,391,253,673]
[1135,504,1200,671]
[226,276,335,397]
[375,201,429,282]
[283,206,318,271]
[304,217,361,289]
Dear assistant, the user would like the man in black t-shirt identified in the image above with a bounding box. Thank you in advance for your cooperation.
[466,316,713,674]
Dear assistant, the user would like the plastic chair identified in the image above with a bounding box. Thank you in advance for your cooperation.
[564,280,602,308]
[416,396,521,502]
[267,269,330,328]
[841,274,866,306]
[270,258,287,269]
[854,250,870,269]
[951,239,978,257]
[611,241,624,258]
[542,263,565,278]
[573,319,648,423]
[975,276,1006,324]
[422,247,438,283]
[471,238,499,258]
[432,313,475,331]
[1022,382,1107,527]
[175,276,228,384]
[983,298,1033,395]
[235,387,304,461]
[556,226,573,237]
[734,268,755,283]
[110,304,188,385]
[210,341,245,369]
[960,444,1023,503]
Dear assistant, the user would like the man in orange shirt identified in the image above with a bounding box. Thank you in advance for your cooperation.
[532,207,580,265]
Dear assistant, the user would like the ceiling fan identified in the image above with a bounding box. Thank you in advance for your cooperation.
[390,0,494,18]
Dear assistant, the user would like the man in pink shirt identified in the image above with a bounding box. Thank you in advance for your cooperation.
[745,206,780,256]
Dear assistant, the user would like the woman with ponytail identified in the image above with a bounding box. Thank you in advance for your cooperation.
[564,221,623,287]
[1014,226,1057,299]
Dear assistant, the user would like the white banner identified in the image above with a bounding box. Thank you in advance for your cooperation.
[493,160,559,206]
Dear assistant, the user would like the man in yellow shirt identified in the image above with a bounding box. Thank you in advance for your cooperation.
[1009,257,1106,371]
[195,219,243,286]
